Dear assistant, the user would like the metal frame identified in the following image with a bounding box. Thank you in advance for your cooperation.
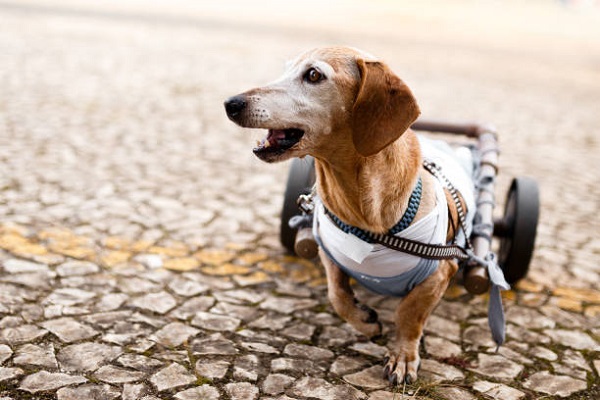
[411,120,499,294]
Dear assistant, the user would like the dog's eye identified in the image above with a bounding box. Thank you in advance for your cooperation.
[304,67,324,84]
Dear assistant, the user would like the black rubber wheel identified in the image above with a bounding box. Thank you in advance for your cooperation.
[280,157,316,254]
[497,177,540,284]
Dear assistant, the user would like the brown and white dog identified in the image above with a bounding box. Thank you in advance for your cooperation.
[224,46,463,385]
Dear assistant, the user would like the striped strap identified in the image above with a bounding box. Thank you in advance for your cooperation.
[366,231,470,261]
[423,159,473,250]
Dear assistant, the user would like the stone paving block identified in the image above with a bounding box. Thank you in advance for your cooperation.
[44,288,97,306]
[472,380,526,400]
[56,260,100,276]
[210,301,259,322]
[0,367,23,383]
[196,359,230,380]
[19,371,87,393]
[13,343,58,370]
[259,296,319,314]
[284,343,334,360]
[262,373,296,395]
[330,356,369,376]
[41,317,99,343]
[343,365,387,390]
[531,345,558,361]
[56,383,120,400]
[319,325,357,347]
[248,314,291,331]
[94,365,146,384]
[436,386,478,400]
[117,354,164,372]
[175,385,220,400]
[468,353,523,380]
[170,296,216,320]
[424,335,462,359]
[271,357,320,374]
[241,341,280,354]
[424,315,461,342]
[419,359,464,383]
[349,342,388,359]
[225,382,259,400]
[130,291,177,314]
[522,371,588,397]
[150,362,196,392]
[2,259,49,274]
[57,342,122,372]
[191,311,241,332]
[289,376,367,400]
[167,276,209,297]
[0,324,48,345]
[0,344,12,365]
[543,329,600,351]
[151,322,200,347]
[191,333,238,356]
[233,354,260,381]
[122,383,149,400]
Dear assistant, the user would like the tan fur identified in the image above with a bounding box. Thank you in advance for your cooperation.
[226,46,462,385]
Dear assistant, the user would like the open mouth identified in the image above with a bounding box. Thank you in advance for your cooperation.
[253,128,305,156]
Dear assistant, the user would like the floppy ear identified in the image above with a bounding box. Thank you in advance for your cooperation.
[351,59,420,157]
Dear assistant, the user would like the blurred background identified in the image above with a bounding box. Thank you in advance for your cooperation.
[1,0,599,285]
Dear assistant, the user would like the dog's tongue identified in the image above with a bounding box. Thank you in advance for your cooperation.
[267,129,287,146]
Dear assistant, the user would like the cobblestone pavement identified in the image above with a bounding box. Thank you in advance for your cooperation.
[0,1,599,399]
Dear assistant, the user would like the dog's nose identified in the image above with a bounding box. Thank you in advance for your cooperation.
[224,95,247,120]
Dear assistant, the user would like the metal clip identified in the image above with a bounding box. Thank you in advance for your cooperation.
[297,193,315,215]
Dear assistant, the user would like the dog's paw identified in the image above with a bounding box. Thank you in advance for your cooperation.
[354,303,382,339]
[383,348,420,385]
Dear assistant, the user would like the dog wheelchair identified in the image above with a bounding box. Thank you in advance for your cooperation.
[279,120,540,295]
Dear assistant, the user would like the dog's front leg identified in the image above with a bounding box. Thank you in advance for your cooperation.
[384,260,458,385]
[320,251,382,338]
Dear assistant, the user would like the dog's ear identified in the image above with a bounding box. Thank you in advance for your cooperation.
[351,59,420,157]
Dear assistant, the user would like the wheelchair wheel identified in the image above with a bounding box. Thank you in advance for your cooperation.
[496,177,540,284]
[280,157,315,254]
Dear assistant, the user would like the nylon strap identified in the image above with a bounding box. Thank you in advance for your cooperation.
[422,160,473,250]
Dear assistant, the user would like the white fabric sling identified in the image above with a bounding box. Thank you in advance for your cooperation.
[313,136,476,297]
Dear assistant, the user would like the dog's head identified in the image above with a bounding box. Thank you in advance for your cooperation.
[224,46,420,163]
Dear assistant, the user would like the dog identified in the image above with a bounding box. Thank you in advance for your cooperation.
[224,46,475,385]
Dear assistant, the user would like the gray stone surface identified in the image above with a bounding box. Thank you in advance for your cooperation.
[468,354,524,380]
[262,373,295,395]
[13,343,58,370]
[225,382,259,400]
[473,380,526,400]
[56,384,120,400]
[0,367,23,383]
[19,371,87,393]
[57,343,122,372]
[0,345,12,365]
[0,1,598,399]
[289,377,366,400]
[150,363,196,392]
[343,366,388,390]
[191,311,241,332]
[522,371,588,397]
[94,365,146,384]
[174,385,220,400]
[41,317,99,343]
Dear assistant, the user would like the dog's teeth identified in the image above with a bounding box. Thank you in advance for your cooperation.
[264,140,271,148]
[256,140,261,147]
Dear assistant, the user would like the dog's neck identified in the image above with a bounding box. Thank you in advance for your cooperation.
[314,130,422,234]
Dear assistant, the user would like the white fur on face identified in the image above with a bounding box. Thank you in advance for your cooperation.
[242,55,344,136]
